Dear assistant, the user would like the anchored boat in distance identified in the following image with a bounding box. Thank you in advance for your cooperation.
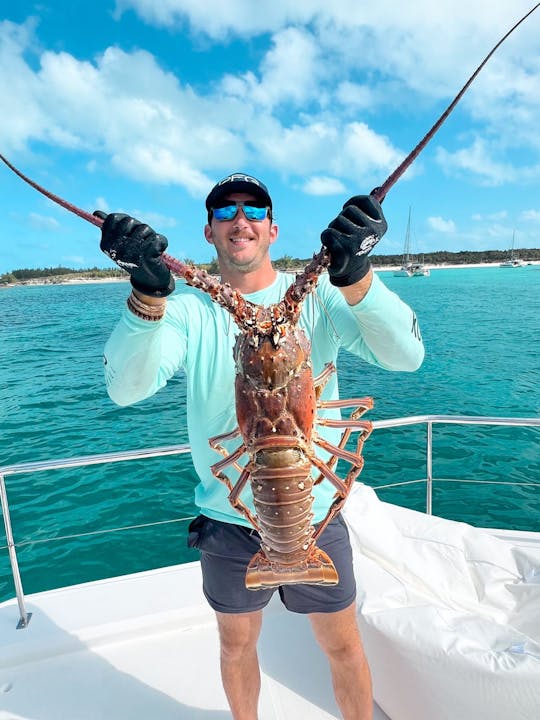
[500,231,525,268]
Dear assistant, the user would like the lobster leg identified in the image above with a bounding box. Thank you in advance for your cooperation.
[217,466,261,531]
[312,392,373,481]
[318,396,374,411]
[312,491,353,543]
[312,459,365,543]
[309,453,350,495]
[209,426,242,450]
[313,435,368,468]
[313,362,336,399]
[209,433,261,530]
[313,423,371,541]
[209,428,245,473]
[209,442,247,475]
[311,421,372,484]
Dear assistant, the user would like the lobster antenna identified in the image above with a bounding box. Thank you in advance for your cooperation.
[1,3,538,268]
[0,153,104,228]
[371,3,540,202]
[0,151,187,276]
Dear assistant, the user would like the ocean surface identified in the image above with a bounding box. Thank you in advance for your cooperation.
[1,266,539,603]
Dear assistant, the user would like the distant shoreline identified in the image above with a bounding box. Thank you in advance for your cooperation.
[2,261,539,288]
[1,276,130,288]
[376,261,540,272]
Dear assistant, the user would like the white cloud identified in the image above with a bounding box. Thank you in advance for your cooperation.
[115,0,304,38]
[427,216,456,233]
[91,198,177,228]
[335,81,376,112]
[0,27,240,194]
[0,20,47,151]
[117,1,538,94]
[131,210,178,228]
[520,209,540,222]
[2,1,539,203]
[254,27,323,109]
[472,210,508,222]
[116,0,540,158]
[302,176,346,196]
[94,196,110,213]
[341,123,405,179]
[28,212,61,230]
[255,121,337,173]
[435,139,516,186]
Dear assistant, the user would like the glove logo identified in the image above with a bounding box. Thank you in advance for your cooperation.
[355,234,379,256]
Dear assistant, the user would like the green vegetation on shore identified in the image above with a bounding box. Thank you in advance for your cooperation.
[2,247,539,285]
[367,248,540,268]
[0,266,128,285]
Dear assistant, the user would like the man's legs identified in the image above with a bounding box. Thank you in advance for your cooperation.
[216,609,263,720]
[309,601,372,720]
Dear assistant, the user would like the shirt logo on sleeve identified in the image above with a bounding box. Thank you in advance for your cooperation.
[411,314,422,341]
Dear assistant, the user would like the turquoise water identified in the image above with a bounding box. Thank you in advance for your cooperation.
[1,267,539,602]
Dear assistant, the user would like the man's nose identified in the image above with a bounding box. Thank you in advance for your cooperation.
[232,209,251,226]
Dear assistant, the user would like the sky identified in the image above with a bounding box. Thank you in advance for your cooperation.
[1,0,540,273]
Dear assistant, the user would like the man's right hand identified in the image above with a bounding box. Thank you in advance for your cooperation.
[94,211,175,297]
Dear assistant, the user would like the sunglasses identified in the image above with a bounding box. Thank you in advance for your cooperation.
[212,201,270,222]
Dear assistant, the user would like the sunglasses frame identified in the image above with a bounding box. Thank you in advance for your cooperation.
[211,201,270,222]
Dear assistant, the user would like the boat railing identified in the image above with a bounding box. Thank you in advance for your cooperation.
[1,414,538,629]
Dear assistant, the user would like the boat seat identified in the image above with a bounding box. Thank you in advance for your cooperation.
[343,483,540,720]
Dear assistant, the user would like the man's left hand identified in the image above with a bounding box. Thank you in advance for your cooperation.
[321,195,387,287]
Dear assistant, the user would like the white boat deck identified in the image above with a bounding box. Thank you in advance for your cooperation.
[2,417,539,719]
[3,490,540,719]
[0,561,390,719]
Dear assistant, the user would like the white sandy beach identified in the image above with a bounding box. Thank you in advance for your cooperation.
[375,261,539,272]
[2,261,539,288]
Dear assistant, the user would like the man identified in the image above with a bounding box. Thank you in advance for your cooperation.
[97,173,424,720]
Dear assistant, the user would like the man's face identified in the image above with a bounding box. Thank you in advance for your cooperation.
[204,192,278,275]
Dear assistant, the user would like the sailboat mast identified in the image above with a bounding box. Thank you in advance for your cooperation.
[404,207,412,263]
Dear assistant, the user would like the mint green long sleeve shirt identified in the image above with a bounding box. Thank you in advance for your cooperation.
[104,272,424,526]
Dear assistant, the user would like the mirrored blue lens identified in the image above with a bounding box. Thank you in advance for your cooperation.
[244,205,268,221]
[212,204,268,222]
[212,205,237,221]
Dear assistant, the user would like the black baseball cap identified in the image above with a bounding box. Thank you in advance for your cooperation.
[205,172,272,210]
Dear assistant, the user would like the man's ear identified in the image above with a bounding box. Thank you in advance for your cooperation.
[269,222,279,246]
[204,224,214,245]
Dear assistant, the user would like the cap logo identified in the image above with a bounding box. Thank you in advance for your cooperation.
[217,173,264,189]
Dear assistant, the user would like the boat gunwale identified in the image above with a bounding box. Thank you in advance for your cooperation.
[1,414,539,629]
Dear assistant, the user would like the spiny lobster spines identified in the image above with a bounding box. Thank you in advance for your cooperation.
[246,249,330,343]
[242,301,296,348]
[281,248,330,324]
[164,246,329,346]
[164,253,251,320]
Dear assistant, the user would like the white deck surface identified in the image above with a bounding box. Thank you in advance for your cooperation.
[2,484,539,720]
[0,561,390,720]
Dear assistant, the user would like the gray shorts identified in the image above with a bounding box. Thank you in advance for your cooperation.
[187,514,356,614]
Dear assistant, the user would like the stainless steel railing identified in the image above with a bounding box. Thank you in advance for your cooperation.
[367,414,540,514]
[1,415,539,629]
[0,444,192,629]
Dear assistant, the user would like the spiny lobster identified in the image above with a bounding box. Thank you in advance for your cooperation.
[178,253,374,589]
[1,3,536,589]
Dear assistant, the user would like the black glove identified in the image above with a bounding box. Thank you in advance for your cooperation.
[321,195,387,287]
[94,211,175,297]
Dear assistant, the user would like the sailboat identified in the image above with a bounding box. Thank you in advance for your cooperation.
[393,207,413,276]
[411,255,430,276]
[500,231,525,267]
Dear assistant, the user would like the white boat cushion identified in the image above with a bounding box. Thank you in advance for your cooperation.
[342,483,540,720]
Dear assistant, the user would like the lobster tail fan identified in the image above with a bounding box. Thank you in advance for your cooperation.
[245,548,339,590]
